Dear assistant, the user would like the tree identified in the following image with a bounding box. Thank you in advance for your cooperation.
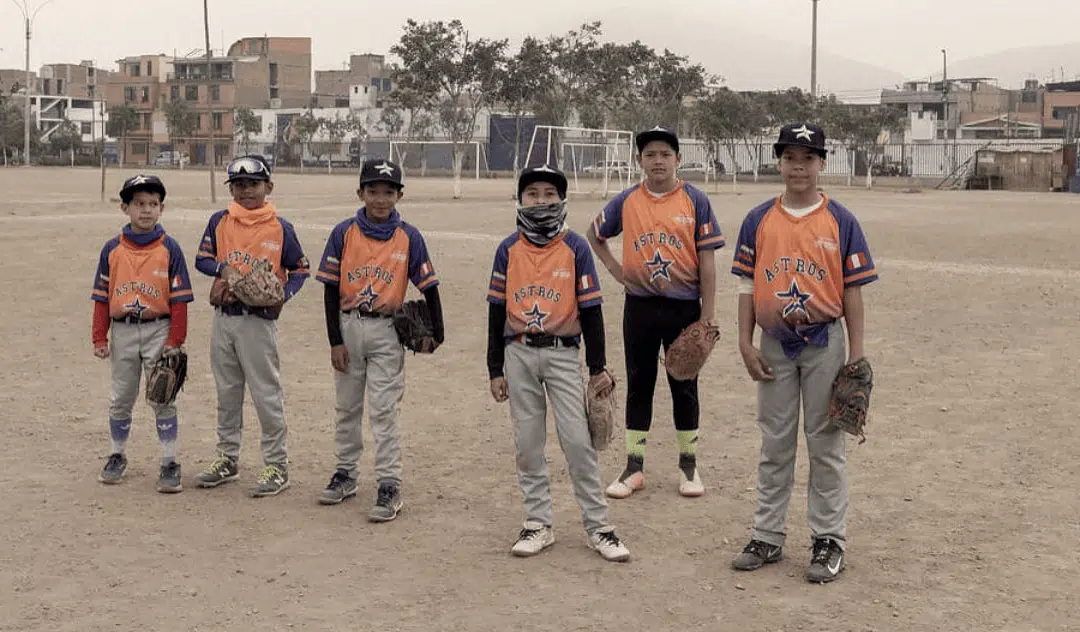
[381,73,436,171]
[818,97,906,186]
[598,43,709,134]
[106,104,139,166]
[49,119,82,166]
[0,102,32,166]
[534,21,604,128]
[411,110,437,176]
[391,19,507,198]
[494,36,552,176]
[233,107,262,155]
[345,112,368,166]
[692,88,766,179]
[320,112,351,174]
[164,101,199,167]
[291,108,322,172]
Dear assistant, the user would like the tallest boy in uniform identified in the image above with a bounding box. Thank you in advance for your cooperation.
[587,126,725,499]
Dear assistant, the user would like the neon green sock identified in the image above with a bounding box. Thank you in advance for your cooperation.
[676,430,699,457]
[626,429,648,460]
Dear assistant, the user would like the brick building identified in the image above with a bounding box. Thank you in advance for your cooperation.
[314,54,391,108]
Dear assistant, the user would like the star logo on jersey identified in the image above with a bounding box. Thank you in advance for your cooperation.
[123,297,149,318]
[793,124,815,141]
[375,161,395,176]
[522,303,548,331]
[775,280,813,317]
[358,284,379,311]
[645,250,674,282]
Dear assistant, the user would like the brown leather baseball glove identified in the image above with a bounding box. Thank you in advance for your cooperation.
[585,369,617,451]
[828,357,873,444]
[229,258,284,307]
[663,320,720,381]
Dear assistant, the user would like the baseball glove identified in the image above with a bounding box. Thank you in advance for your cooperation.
[229,258,284,307]
[393,299,436,353]
[146,348,188,406]
[828,357,873,444]
[663,320,720,381]
[585,369,617,451]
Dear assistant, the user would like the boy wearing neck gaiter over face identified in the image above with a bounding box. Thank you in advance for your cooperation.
[315,158,444,523]
[193,155,310,498]
[486,165,631,562]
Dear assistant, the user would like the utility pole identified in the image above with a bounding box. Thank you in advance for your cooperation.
[203,0,217,203]
[11,0,56,166]
[810,0,820,97]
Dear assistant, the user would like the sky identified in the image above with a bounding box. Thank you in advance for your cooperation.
[1,0,1077,85]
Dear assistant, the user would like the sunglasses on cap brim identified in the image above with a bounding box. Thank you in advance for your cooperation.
[226,157,270,181]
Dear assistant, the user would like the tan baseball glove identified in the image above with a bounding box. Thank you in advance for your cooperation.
[663,320,720,381]
[229,258,284,307]
[586,369,617,451]
[828,357,873,444]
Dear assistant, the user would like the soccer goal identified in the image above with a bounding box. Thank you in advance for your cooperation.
[387,140,487,179]
[525,125,636,198]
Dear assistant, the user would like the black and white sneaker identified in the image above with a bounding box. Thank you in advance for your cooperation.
[368,484,403,522]
[156,461,183,493]
[806,538,845,583]
[319,469,358,505]
[731,539,783,570]
[99,453,127,484]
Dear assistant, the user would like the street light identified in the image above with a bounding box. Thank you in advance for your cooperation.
[9,0,57,166]
[810,0,820,96]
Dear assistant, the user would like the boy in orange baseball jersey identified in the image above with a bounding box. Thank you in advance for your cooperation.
[316,158,444,522]
[587,126,725,499]
[729,123,877,583]
[91,174,194,493]
[487,165,630,562]
[193,155,310,498]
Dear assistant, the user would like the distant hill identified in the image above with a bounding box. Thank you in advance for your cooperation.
[911,41,1080,88]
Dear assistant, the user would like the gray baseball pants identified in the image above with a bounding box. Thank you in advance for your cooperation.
[108,319,178,454]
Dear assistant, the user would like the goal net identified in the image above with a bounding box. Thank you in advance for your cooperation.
[525,125,636,198]
[387,140,488,179]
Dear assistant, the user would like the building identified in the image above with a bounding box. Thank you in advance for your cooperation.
[105,54,174,165]
[38,61,113,100]
[166,36,312,164]
[881,77,1014,140]
[314,54,391,108]
[0,68,37,96]
[1041,81,1080,139]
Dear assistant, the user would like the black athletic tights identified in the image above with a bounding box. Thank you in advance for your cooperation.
[622,294,701,432]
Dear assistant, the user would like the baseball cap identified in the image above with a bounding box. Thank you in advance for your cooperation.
[773,122,828,158]
[359,158,404,189]
[120,174,167,204]
[225,155,272,184]
[517,164,568,200]
[635,125,680,153]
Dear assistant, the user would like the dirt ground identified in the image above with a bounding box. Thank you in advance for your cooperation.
[1,166,1077,632]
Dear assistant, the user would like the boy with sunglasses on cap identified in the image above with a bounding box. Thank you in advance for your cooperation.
[315,157,444,522]
[193,155,310,498]
[487,165,631,562]
[91,174,194,492]
[587,126,725,500]
[729,122,877,583]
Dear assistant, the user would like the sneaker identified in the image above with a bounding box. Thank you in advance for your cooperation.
[732,539,784,571]
[368,483,403,522]
[250,464,290,498]
[679,468,705,497]
[98,453,127,484]
[510,521,555,557]
[156,461,183,494]
[605,470,645,499]
[806,538,845,584]
[195,455,239,488]
[588,528,631,562]
[319,469,358,505]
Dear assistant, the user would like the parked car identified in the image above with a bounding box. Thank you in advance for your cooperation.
[152,151,189,167]
[678,161,710,174]
[583,160,632,176]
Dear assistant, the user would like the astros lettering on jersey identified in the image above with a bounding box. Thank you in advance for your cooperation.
[487,231,602,338]
[731,195,878,358]
[591,182,725,299]
[92,226,194,318]
[316,215,438,314]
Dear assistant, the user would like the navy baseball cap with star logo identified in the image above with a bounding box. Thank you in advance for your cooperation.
[359,157,404,189]
[518,164,568,200]
[119,174,167,204]
[635,125,680,153]
[773,122,828,158]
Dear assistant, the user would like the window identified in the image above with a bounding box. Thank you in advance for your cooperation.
[270,87,279,99]
[42,79,51,94]
[142,113,152,130]
[171,85,180,102]
[1052,106,1078,120]
[212,112,223,130]
[56,79,64,94]
[186,85,199,101]
[141,86,150,103]
[81,122,92,135]
[124,86,136,103]
[130,63,141,77]
[147,61,152,76]
[210,85,220,102]
[132,142,147,155]
[269,63,279,86]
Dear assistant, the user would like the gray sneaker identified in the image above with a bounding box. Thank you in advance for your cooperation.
[732,539,783,570]
[98,453,127,484]
[156,461,183,494]
[319,469,358,505]
[250,464,290,498]
[368,483,403,522]
[195,455,239,488]
[806,538,845,583]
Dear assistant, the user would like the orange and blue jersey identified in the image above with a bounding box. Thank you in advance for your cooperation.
[91,224,194,319]
[487,230,602,340]
[589,181,724,299]
[194,203,310,318]
[315,209,438,315]
[731,195,878,359]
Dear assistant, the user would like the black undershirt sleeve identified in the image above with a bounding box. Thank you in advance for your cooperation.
[422,286,445,344]
[487,302,507,379]
[324,283,343,347]
[579,304,606,376]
